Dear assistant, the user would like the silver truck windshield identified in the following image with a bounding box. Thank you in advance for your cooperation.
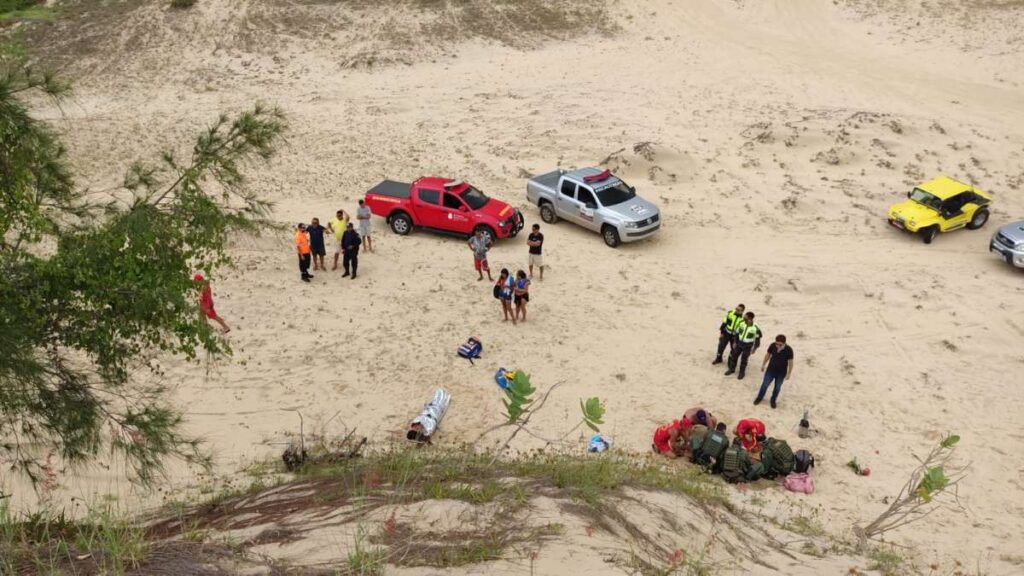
[460,186,489,210]
[909,188,941,211]
[595,181,635,206]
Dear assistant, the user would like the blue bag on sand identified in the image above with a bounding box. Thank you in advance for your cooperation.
[495,367,509,389]
[457,337,483,364]
[589,435,611,453]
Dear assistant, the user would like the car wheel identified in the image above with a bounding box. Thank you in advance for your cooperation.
[390,212,412,235]
[602,225,621,248]
[966,208,989,230]
[474,225,495,244]
[921,225,938,244]
[540,201,558,224]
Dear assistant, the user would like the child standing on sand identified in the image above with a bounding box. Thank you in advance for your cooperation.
[193,274,230,333]
[494,268,516,325]
[514,269,530,322]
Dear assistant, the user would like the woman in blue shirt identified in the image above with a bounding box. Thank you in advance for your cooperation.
[513,269,530,323]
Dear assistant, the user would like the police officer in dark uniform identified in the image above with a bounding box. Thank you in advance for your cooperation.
[713,303,745,365]
[725,311,761,380]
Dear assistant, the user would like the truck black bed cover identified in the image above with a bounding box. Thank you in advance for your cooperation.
[529,169,564,193]
[368,180,411,199]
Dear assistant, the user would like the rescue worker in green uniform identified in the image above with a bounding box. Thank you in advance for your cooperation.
[725,311,762,380]
[713,303,745,365]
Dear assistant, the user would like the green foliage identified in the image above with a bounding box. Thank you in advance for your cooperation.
[866,544,905,575]
[580,396,604,432]
[0,6,52,21]
[0,501,147,574]
[169,0,197,8]
[347,525,386,576]
[284,447,725,512]
[501,371,535,423]
[0,0,53,22]
[914,466,949,502]
[857,432,966,543]
[0,52,286,489]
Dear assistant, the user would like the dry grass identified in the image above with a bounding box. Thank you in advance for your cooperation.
[140,447,734,571]
[15,0,618,73]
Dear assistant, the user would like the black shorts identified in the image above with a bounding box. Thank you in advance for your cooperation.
[312,247,326,256]
[514,293,529,304]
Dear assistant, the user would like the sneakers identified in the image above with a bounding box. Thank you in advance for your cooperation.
[301,276,310,283]
[712,357,723,365]
[351,274,357,280]
[342,272,350,277]
[770,400,777,409]
[753,398,762,406]
[737,372,745,380]
[724,369,735,376]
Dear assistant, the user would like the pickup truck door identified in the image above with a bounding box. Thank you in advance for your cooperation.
[573,186,600,231]
[441,192,474,234]
[414,187,444,228]
[556,179,578,223]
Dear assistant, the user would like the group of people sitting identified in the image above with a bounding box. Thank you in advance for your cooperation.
[653,408,813,484]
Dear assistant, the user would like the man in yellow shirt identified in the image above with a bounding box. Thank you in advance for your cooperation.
[328,209,349,271]
[295,223,313,282]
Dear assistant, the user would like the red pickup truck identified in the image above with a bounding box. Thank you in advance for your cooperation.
[363,177,524,242]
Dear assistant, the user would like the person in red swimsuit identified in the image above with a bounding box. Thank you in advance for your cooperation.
[194,273,230,333]
[734,418,766,456]
[652,418,694,458]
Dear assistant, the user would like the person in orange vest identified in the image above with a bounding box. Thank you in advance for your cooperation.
[295,223,313,282]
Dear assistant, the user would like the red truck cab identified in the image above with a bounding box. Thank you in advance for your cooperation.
[363,177,524,242]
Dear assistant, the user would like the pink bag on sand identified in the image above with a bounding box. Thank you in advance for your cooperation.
[784,472,815,494]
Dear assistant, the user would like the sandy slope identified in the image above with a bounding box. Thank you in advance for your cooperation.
[10,0,1024,573]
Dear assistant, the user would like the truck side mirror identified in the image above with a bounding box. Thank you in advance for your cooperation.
[906,191,912,198]
[459,206,468,212]
[630,186,636,193]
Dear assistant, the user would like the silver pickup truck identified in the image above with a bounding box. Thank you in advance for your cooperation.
[526,167,661,247]
[990,220,1024,268]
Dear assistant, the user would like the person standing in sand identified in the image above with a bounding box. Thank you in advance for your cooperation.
[341,222,362,279]
[713,303,745,365]
[725,311,761,380]
[307,217,328,271]
[468,228,493,281]
[495,268,515,324]
[193,274,230,333]
[755,335,793,409]
[527,224,544,280]
[513,269,530,322]
[328,209,349,271]
[356,199,373,253]
[295,223,313,282]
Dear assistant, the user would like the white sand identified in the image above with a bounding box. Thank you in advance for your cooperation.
[13,0,1024,572]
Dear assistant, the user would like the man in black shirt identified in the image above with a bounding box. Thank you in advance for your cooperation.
[308,217,328,271]
[341,223,362,279]
[527,224,544,280]
[755,334,794,409]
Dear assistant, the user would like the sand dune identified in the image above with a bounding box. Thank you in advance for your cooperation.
[10,0,1024,573]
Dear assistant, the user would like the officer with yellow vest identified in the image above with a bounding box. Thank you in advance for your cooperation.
[725,311,762,380]
[712,303,745,365]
